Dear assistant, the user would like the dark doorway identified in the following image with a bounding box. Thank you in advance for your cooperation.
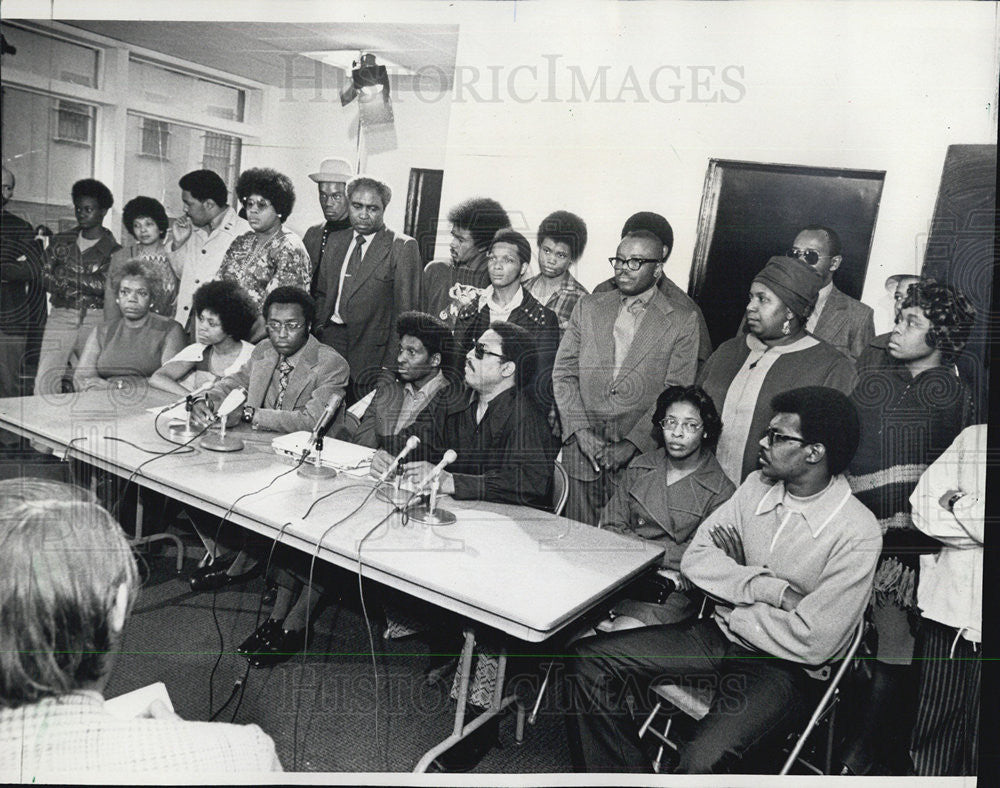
[688,160,885,350]
[404,167,444,266]
[920,144,995,419]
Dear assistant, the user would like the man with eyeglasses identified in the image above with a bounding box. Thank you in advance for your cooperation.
[191,286,348,434]
[564,386,881,774]
[390,320,557,508]
[188,286,349,593]
[776,225,874,361]
[302,157,354,296]
[593,211,712,371]
[454,229,560,413]
[553,229,699,525]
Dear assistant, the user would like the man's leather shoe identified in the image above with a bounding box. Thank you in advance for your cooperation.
[245,626,307,668]
[189,557,260,592]
[428,714,499,772]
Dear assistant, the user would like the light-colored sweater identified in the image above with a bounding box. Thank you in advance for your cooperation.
[682,471,881,665]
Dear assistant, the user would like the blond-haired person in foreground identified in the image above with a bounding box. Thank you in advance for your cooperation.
[0,478,282,779]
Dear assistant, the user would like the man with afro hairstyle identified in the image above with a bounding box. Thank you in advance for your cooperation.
[422,196,510,327]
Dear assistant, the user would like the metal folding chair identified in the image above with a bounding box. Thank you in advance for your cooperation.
[638,618,867,774]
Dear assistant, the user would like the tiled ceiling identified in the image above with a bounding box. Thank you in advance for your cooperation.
[65,21,458,88]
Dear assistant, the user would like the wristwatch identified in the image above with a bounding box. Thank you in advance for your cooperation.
[241,405,256,425]
[946,492,965,512]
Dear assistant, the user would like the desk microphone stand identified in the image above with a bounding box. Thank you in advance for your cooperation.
[168,395,202,441]
[298,435,337,479]
[200,415,244,452]
[409,475,457,525]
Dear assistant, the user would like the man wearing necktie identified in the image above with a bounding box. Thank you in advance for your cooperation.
[314,175,422,404]
[553,229,700,525]
[302,157,354,296]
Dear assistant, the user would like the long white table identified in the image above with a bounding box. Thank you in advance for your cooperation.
[0,390,664,770]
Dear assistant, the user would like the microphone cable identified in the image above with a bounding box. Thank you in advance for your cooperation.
[205,454,308,718]
[109,408,209,522]
[291,480,394,771]
[214,519,295,724]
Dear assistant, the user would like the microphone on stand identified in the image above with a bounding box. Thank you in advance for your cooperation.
[373,435,422,506]
[200,388,247,452]
[167,392,209,441]
[298,391,345,480]
[377,435,421,484]
[409,449,458,525]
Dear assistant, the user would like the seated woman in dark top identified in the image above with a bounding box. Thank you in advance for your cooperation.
[74,260,186,392]
[599,385,736,630]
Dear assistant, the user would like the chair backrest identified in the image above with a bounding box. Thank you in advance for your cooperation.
[552,459,569,516]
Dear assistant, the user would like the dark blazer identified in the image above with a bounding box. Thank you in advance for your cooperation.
[553,287,700,482]
[386,386,557,508]
[314,226,422,388]
[812,284,875,361]
[454,288,560,411]
[303,218,352,293]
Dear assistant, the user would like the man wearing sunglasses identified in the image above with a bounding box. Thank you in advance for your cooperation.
[772,225,874,362]
[390,321,557,508]
[553,229,700,526]
[565,386,881,774]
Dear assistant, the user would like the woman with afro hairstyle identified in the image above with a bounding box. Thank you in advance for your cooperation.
[104,196,179,320]
[841,278,977,775]
[216,168,310,326]
[150,279,257,396]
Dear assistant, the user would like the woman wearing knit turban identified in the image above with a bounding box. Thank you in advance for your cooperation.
[697,255,858,483]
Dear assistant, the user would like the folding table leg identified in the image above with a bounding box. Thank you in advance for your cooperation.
[413,627,521,772]
[128,490,185,572]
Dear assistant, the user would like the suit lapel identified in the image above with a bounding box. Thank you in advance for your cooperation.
[816,286,848,337]
[282,339,316,408]
[341,228,390,308]
[614,293,671,381]
[593,295,619,379]
[321,230,353,312]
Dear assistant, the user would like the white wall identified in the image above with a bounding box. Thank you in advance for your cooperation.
[430,1,998,319]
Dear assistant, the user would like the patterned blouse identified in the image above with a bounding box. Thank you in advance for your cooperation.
[217,228,310,312]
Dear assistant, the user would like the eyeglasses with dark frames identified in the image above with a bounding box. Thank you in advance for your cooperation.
[764,427,809,447]
[608,256,661,271]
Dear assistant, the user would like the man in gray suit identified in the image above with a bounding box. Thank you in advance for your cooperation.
[314,176,422,402]
[554,230,700,525]
[786,225,874,361]
[302,157,354,295]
